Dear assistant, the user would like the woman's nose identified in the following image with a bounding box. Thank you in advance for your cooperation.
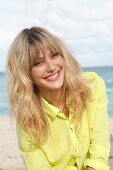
[46,60,56,72]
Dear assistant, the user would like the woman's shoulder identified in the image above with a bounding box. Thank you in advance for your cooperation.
[82,71,106,100]
[16,125,36,153]
[82,71,103,81]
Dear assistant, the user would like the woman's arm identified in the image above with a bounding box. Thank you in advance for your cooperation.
[16,127,53,170]
[84,73,110,170]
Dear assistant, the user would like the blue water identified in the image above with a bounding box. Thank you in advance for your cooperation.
[0,66,113,117]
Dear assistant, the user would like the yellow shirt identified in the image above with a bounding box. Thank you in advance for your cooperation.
[17,72,110,170]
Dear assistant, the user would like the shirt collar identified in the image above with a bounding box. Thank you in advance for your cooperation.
[41,94,74,120]
[41,98,60,119]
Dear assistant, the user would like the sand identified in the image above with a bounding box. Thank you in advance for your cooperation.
[0,116,25,170]
[0,116,113,170]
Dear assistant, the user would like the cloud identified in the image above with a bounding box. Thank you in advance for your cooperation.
[0,29,15,48]
[0,29,16,71]
[0,0,113,71]
[22,0,113,42]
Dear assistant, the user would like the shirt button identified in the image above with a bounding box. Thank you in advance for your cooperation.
[70,125,74,131]
[72,149,78,156]
[70,127,73,131]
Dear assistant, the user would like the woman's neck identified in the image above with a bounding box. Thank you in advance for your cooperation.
[40,88,69,118]
[40,88,66,110]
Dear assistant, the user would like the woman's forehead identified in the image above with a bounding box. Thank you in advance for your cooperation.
[40,48,53,55]
[37,47,58,58]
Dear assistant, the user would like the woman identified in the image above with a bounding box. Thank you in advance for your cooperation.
[6,27,110,170]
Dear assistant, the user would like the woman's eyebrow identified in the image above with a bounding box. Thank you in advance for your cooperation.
[49,51,58,55]
[38,57,44,59]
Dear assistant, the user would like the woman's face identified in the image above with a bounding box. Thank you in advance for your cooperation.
[30,49,65,94]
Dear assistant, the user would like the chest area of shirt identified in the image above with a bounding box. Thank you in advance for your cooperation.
[41,112,90,160]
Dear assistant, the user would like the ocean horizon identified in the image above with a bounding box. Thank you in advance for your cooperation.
[0,65,113,117]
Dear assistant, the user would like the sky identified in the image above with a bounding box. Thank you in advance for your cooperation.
[0,0,113,72]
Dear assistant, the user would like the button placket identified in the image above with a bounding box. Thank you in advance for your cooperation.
[69,122,77,148]
[69,121,80,159]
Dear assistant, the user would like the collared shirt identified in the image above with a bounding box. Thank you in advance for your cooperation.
[17,72,110,170]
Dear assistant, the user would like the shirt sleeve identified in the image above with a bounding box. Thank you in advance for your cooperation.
[84,73,110,170]
[20,148,54,170]
[16,126,54,170]
[21,148,78,170]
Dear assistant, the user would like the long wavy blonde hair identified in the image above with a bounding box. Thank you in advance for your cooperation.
[6,26,91,145]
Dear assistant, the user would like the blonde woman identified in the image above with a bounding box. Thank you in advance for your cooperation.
[6,27,110,170]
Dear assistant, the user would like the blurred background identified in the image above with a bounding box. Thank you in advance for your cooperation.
[0,0,113,117]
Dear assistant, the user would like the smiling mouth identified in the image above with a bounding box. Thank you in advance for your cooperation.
[44,71,60,82]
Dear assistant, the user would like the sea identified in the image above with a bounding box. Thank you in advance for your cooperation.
[0,66,113,117]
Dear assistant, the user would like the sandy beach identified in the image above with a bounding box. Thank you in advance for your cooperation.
[0,116,113,170]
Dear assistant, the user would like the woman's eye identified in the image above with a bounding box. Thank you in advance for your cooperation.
[34,60,44,66]
[51,53,59,58]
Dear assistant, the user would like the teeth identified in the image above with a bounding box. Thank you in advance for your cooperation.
[46,72,59,81]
